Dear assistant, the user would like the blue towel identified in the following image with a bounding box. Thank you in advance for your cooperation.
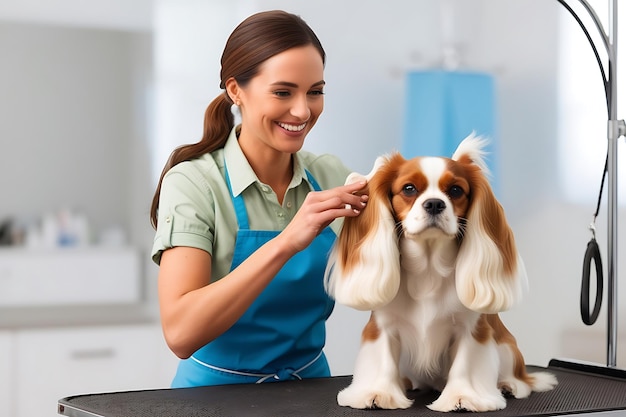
[402,70,498,191]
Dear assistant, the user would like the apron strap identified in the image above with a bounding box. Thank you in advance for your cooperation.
[304,170,322,192]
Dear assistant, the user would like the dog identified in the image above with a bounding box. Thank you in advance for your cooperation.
[324,134,557,412]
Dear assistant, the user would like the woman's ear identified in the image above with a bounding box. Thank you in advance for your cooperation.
[224,77,241,105]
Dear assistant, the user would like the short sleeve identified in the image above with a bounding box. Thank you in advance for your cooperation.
[151,166,216,265]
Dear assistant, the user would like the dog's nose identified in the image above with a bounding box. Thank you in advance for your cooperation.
[423,198,446,215]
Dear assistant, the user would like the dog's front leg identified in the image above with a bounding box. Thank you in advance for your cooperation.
[337,315,412,409]
[428,333,506,412]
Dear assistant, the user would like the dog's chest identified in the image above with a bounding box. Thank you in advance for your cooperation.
[384,239,474,370]
[391,286,461,340]
[382,290,475,383]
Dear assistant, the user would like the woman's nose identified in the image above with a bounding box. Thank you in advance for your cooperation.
[290,94,311,120]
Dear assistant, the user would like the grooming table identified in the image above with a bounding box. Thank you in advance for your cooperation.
[58,360,626,417]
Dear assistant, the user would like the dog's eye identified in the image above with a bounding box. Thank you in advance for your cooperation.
[402,184,418,196]
[448,185,464,199]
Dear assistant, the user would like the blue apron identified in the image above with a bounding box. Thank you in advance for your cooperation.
[171,165,336,387]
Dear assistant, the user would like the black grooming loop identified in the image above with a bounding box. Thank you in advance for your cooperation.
[580,156,607,326]
[581,237,603,325]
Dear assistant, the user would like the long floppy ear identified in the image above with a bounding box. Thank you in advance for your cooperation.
[452,134,526,313]
[324,155,402,311]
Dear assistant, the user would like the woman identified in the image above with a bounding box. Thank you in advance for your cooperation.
[150,10,368,387]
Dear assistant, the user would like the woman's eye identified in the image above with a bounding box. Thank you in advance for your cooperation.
[448,185,464,199]
[402,184,418,196]
[308,90,325,96]
[273,90,290,97]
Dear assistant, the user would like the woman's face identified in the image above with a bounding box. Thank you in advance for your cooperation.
[236,45,325,155]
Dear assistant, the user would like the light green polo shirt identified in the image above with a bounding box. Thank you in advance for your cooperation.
[151,126,352,283]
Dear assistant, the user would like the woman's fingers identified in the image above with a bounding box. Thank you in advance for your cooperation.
[280,181,369,252]
[309,181,368,211]
[300,181,369,224]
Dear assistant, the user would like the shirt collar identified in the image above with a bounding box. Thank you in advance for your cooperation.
[223,126,257,197]
[290,152,309,190]
[223,126,310,197]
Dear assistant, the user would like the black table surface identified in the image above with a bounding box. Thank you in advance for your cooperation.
[58,361,626,417]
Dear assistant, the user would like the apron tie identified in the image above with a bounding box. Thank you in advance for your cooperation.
[190,351,323,384]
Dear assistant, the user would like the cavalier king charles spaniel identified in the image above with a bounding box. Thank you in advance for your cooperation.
[325,134,557,412]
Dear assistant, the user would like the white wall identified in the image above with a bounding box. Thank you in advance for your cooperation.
[0,17,160,318]
[0,23,137,233]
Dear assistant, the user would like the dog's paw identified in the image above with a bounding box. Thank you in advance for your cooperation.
[337,385,413,410]
[428,390,506,412]
[499,378,532,399]
[499,371,558,399]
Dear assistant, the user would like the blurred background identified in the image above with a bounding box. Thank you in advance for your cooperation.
[0,0,625,415]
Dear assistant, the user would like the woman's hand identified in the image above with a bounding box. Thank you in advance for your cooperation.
[279,180,368,253]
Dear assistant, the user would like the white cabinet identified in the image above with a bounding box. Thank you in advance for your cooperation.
[0,331,15,417]
[11,324,178,417]
[0,247,141,307]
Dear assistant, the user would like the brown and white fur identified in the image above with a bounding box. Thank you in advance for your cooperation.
[324,134,557,412]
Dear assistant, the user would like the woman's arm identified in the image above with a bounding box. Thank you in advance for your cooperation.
[158,180,368,359]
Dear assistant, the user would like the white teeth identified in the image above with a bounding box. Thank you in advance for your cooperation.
[278,122,306,132]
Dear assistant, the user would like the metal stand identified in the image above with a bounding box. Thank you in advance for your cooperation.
[558,0,626,368]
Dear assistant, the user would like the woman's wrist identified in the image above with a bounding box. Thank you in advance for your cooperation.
[272,229,303,259]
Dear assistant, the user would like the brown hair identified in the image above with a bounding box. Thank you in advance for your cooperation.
[150,10,326,228]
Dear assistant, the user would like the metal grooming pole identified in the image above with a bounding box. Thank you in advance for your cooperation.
[604,0,626,368]
[569,0,625,367]
[605,0,620,369]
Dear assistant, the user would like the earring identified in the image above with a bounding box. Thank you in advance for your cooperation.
[230,103,241,118]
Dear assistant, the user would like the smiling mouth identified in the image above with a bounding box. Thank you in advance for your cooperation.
[277,121,306,132]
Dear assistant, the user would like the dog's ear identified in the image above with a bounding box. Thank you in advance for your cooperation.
[324,155,402,310]
[452,134,526,313]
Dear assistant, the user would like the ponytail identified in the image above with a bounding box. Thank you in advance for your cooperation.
[150,93,234,228]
